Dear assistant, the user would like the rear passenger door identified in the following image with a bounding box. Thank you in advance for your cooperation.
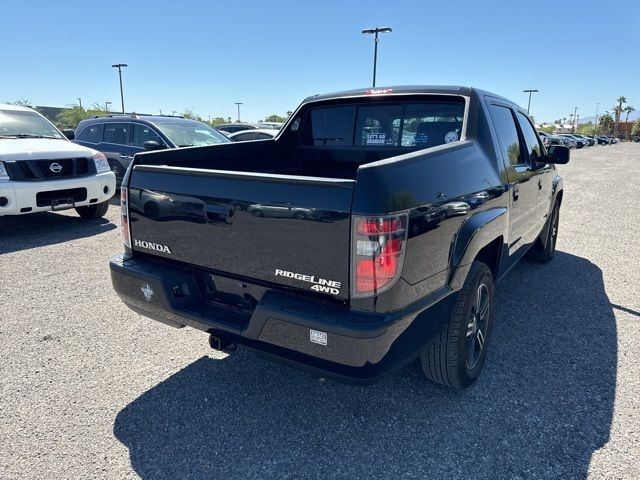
[515,111,554,235]
[101,122,134,157]
[487,103,539,262]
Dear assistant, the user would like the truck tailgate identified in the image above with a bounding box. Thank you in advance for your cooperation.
[127,165,354,300]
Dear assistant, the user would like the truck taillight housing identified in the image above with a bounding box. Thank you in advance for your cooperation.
[120,187,132,249]
[351,213,408,298]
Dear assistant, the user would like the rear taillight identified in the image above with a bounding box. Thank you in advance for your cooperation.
[120,187,132,249]
[351,213,408,298]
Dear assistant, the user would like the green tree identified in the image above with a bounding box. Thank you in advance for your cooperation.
[55,103,107,129]
[209,116,227,127]
[264,114,286,123]
[7,98,33,107]
[538,125,555,134]
[599,113,614,135]
[577,121,596,135]
[181,109,204,122]
[631,119,640,137]
[624,105,635,124]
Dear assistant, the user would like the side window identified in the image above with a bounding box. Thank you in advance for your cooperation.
[76,124,103,143]
[132,124,162,148]
[233,133,256,142]
[307,106,356,146]
[256,132,274,140]
[489,105,522,166]
[103,122,130,146]
[516,112,544,164]
[401,103,463,147]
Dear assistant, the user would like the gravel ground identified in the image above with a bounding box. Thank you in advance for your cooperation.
[1,143,639,479]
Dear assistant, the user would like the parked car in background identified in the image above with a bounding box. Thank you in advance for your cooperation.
[538,131,565,147]
[573,134,592,146]
[215,123,259,134]
[537,131,551,149]
[257,122,284,130]
[557,134,577,148]
[74,115,230,185]
[0,103,115,218]
[228,129,278,142]
[596,136,610,145]
[559,134,585,148]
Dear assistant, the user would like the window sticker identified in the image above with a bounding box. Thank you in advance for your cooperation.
[366,133,387,145]
[444,131,459,143]
[415,133,429,146]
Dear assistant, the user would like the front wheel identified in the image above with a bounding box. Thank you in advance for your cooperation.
[420,261,495,389]
[75,200,109,219]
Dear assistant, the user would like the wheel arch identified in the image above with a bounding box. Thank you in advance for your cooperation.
[449,207,507,291]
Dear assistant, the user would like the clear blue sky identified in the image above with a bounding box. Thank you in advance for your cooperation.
[2,0,638,123]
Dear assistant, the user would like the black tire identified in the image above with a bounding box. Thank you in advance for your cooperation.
[420,261,495,389]
[75,200,109,219]
[293,211,307,220]
[526,201,559,263]
[109,161,125,187]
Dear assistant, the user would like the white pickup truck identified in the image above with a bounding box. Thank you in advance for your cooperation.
[0,104,115,218]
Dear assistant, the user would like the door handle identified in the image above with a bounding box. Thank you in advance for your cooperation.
[513,185,519,201]
[538,179,543,190]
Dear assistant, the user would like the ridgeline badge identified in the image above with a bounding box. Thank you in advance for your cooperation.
[274,268,341,295]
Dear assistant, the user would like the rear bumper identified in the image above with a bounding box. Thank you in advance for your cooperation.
[110,254,452,384]
[0,172,115,216]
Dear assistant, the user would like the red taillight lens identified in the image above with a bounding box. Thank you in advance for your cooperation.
[352,214,407,297]
[120,187,132,248]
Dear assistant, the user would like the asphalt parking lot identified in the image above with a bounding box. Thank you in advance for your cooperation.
[1,143,639,479]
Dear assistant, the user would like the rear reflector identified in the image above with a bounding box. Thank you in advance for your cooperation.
[121,187,131,249]
[351,214,408,297]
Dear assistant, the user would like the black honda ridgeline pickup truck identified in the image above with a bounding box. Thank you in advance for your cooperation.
[110,86,569,388]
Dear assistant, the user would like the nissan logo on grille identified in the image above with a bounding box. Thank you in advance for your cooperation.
[49,162,62,173]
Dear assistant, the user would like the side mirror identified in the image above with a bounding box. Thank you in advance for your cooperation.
[547,145,570,164]
[143,140,163,151]
[62,129,75,140]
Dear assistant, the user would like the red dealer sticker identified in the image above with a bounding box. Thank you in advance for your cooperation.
[364,88,393,95]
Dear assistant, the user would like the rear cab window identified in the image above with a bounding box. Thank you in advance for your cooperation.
[302,97,466,149]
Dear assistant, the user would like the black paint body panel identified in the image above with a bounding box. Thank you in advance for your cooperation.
[112,85,566,383]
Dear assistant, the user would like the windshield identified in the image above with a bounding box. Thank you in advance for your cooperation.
[155,121,230,147]
[0,109,64,139]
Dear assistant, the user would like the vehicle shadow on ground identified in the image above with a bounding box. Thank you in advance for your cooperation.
[113,252,616,479]
[0,212,116,254]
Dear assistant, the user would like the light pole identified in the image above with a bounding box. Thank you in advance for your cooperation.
[111,63,128,114]
[105,101,111,114]
[77,97,82,109]
[361,27,392,87]
[595,102,600,136]
[234,102,243,122]
[522,89,538,114]
[572,106,578,133]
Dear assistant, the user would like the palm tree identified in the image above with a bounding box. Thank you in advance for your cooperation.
[624,105,635,123]
[613,96,627,137]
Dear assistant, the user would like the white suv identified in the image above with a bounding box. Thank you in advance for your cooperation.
[0,104,115,218]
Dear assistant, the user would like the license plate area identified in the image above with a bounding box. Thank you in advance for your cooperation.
[198,274,258,312]
[36,187,87,208]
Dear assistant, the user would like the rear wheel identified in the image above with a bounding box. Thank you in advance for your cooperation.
[75,200,109,219]
[420,261,495,389]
